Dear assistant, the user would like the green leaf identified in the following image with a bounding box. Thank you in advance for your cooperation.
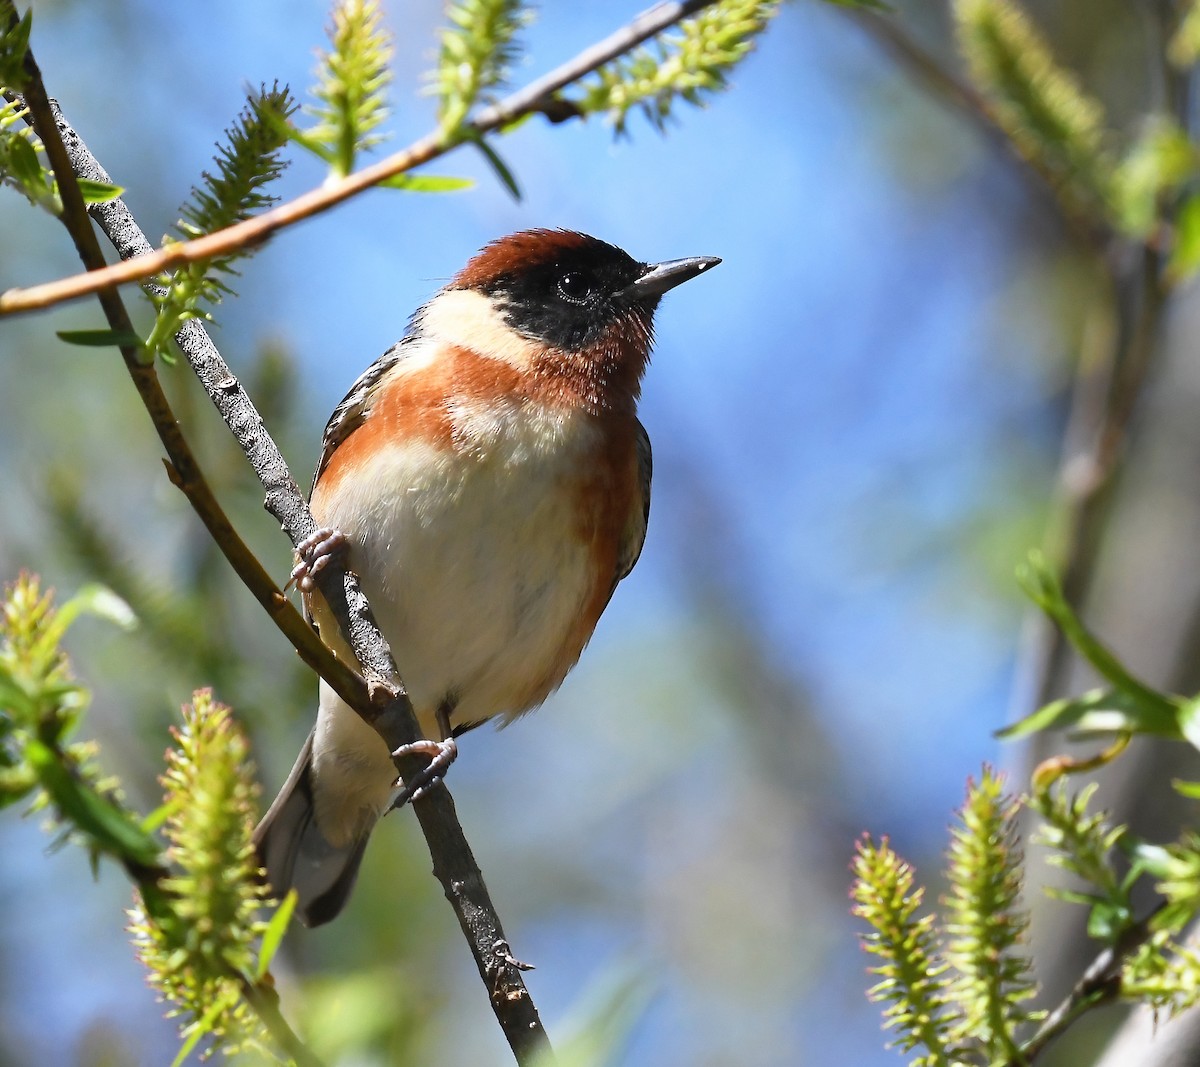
[255,890,298,979]
[6,133,47,193]
[1169,193,1200,280]
[999,686,1182,740]
[25,738,161,867]
[1087,900,1132,942]
[170,995,228,1067]
[1124,841,1175,881]
[1172,779,1200,799]
[378,172,474,192]
[57,328,146,349]
[76,178,124,204]
[472,136,521,200]
[1178,696,1200,752]
[0,8,33,88]
[1017,552,1179,733]
[66,584,138,630]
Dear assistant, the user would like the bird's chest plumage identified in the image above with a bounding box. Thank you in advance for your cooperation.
[310,391,633,734]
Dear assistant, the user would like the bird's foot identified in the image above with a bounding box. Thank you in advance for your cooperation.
[390,736,459,808]
[290,527,348,592]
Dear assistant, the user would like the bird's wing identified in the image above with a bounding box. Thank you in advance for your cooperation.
[312,338,414,487]
[615,418,652,584]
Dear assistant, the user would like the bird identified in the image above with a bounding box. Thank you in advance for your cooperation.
[253,228,720,926]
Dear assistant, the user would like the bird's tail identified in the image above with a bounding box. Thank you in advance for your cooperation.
[253,729,372,927]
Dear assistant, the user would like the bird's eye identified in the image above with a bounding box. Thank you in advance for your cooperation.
[557,272,593,303]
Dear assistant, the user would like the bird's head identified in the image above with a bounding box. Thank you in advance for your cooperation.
[413,229,720,411]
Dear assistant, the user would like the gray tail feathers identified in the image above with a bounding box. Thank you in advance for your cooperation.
[253,729,371,927]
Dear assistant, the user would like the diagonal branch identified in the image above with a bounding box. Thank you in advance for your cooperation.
[0,0,723,317]
[13,37,551,1067]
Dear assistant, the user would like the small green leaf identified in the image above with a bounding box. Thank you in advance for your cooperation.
[57,328,146,349]
[1172,779,1200,799]
[66,584,138,630]
[170,995,228,1067]
[255,890,298,979]
[1169,193,1200,280]
[1017,552,1179,733]
[472,136,521,200]
[76,178,124,204]
[140,798,179,834]
[25,738,161,866]
[0,8,33,88]
[378,172,474,192]
[999,686,1179,740]
[1124,841,1175,880]
[7,134,46,192]
[1178,696,1200,752]
[1087,900,1132,943]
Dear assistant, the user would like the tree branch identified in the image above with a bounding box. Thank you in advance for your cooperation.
[0,0,723,317]
[13,33,551,1067]
[1010,905,1164,1065]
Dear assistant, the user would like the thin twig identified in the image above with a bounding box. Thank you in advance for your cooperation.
[843,7,1168,721]
[39,99,553,1066]
[1009,905,1165,1065]
[11,26,555,1067]
[239,979,327,1067]
[1015,248,1165,717]
[0,0,722,317]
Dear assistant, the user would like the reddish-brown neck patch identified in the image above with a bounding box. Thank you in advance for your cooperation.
[526,310,653,414]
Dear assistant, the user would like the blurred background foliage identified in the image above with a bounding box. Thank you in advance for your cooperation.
[3,0,1200,1065]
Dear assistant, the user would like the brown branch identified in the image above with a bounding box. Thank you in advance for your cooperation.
[0,0,722,318]
[9,1,749,1058]
[13,37,553,1067]
[842,7,1168,721]
[1013,247,1166,717]
[1008,905,1165,1065]
[239,978,328,1067]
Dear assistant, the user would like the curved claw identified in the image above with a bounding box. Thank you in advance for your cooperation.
[290,527,348,592]
[390,736,459,808]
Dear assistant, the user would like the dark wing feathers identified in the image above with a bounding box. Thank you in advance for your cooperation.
[615,418,652,584]
[312,339,413,487]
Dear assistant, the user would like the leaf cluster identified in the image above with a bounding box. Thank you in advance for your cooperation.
[853,768,1038,1067]
[147,84,296,357]
[0,96,121,214]
[0,573,157,870]
[433,0,531,135]
[0,577,299,1064]
[294,0,392,178]
[576,0,783,136]
[952,0,1200,278]
[129,690,295,1064]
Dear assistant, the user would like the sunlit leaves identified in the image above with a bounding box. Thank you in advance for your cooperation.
[295,0,392,177]
[433,0,531,134]
[578,0,783,136]
[129,691,290,1063]
[146,84,295,358]
[953,0,1113,218]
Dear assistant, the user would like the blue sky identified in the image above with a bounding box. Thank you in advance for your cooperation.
[0,2,1074,1064]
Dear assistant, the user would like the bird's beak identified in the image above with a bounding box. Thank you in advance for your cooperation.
[618,255,722,302]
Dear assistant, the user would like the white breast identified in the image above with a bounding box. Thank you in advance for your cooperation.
[314,398,602,733]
